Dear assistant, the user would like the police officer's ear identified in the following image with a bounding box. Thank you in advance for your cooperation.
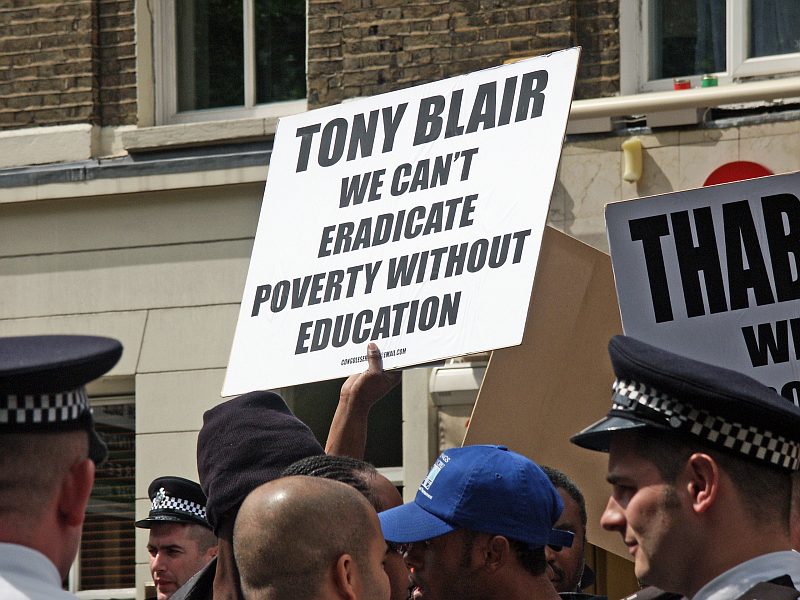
[58,457,95,528]
[685,453,719,514]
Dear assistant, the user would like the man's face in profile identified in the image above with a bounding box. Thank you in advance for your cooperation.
[545,488,586,593]
[147,523,216,600]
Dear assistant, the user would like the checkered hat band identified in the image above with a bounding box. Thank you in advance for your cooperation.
[612,379,800,471]
[0,388,89,426]
[151,488,207,521]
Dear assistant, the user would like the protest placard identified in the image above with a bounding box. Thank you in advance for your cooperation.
[606,170,800,405]
[223,48,579,395]
[465,226,628,561]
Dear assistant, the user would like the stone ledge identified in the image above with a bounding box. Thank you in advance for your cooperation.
[122,117,279,152]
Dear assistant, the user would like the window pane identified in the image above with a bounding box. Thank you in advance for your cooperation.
[255,0,306,103]
[650,0,725,80]
[79,402,136,590]
[177,0,245,111]
[290,378,403,469]
[750,1,800,58]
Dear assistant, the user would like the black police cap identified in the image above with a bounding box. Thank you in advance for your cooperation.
[135,476,211,530]
[571,335,800,472]
[0,334,122,464]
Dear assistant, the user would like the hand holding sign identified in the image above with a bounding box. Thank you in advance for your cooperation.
[326,342,402,458]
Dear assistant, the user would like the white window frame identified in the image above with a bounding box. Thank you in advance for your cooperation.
[68,395,136,599]
[620,0,800,95]
[154,0,308,125]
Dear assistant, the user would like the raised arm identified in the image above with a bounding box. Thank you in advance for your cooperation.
[325,342,401,458]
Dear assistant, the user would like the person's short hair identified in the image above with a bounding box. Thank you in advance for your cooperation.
[627,429,791,525]
[540,465,587,529]
[281,454,379,510]
[185,522,218,552]
[0,431,88,523]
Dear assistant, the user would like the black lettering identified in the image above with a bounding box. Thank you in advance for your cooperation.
[629,215,673,323]
[271,280,290,312]
[391,163,411,196]
[311,319,332,351]
[418,297,439,331]
[459,148,479,180]
[414,96,445,145]
[723,200,775,310]
[295,124,321,172]
[467,239,488,272]
[762,193,800,302]
[445,243,468,277]
[515,70,548,121]
[382,104,408,152]
[251,284,271,317]
[340,172,373,208]
[290,276,312,309]
[318,225,335,257]
[440,291,461,326]
[353,310,372,343]
[741,320,790,367]
[431,154,453,187]
[319,118,348,167]
[498,76,517,126]
[347,110,379,161]
[671,208,728,318]
[466,82,496,133]
[444,89,465,139]
[295,321,312,354]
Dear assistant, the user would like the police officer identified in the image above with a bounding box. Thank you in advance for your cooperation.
[0,334,122,599]
[136,477,217,600]
[571,336,800,600]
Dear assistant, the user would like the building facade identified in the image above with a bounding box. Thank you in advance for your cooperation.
[1,1,798,597]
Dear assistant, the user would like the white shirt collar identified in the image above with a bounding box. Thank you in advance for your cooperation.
[692,551,800,600]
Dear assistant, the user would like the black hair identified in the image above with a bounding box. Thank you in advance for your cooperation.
[628,429,791,525]
[281,454,381,511]
[541,465,587,528]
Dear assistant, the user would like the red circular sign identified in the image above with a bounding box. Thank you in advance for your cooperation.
[703,161,773,186]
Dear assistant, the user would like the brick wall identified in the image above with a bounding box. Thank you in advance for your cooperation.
[308,0,619,109]
[574,0,619,99]
[0,0,136,131]
[98,0,137,125]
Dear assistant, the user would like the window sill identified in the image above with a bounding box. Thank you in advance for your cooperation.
[568,75,800,134]
[123,116,280,154]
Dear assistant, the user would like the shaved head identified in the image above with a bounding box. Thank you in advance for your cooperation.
[234,476,389,600]
[0,431,88,525]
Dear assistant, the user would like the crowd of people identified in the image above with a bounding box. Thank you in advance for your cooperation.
[1,334,800,600]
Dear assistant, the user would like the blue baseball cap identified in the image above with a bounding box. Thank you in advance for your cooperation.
[378,445,574,548]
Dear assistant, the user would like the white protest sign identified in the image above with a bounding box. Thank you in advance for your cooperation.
[223,48,579,395]
[606,171,800,404]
